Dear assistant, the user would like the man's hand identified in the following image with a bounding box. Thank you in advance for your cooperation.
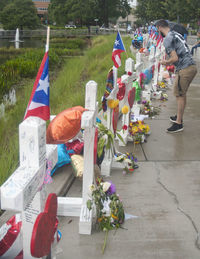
[160,60,167,66]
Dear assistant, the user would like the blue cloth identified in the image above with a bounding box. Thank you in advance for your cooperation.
[51,144,74,175]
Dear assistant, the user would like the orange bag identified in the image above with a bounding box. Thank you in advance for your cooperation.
[46,106,86,144]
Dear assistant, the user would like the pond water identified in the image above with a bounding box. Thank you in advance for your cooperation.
[0,38,45,49]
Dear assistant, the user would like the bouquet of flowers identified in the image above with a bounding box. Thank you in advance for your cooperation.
[114,152,139,174]
[129,120,150,144]
[160,93,168,101]
[140,100,160,118]
[87,178,125,253]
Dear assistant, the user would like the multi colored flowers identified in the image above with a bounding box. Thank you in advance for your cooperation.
[129,120,150,144]
[115,152,138,173]
[140,100,160,117]
[87,178,124,254]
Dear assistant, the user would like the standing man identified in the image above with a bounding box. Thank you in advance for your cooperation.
[156,19,197,133]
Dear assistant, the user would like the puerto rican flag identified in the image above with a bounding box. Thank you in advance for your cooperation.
[24,51,50,121]
[112,31,125,68]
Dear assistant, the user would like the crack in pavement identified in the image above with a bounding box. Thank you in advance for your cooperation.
[155,162,200,251]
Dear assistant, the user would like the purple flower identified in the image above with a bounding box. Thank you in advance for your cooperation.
[107,182,116,195]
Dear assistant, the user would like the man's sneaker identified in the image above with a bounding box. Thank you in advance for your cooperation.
[170,115,183,123]
[167,123,184,133]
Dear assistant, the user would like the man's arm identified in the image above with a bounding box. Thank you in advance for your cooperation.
[161,50,178,66]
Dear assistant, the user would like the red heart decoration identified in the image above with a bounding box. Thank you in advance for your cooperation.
[117,78,126,101]
[31,193,57,258]
[112,105,119,133]
[128,88,136,108]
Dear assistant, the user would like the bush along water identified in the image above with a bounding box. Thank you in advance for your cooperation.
[0,37,88,102]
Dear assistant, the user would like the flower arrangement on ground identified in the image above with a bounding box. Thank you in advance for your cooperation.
[129,120,150,144]
[115,152,139,174]
[140,100,160,118]
[87,178,125,254]
[157,81,167,89]
[160,93,168,101]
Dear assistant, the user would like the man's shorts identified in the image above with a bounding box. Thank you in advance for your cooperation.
[174,65,197,97]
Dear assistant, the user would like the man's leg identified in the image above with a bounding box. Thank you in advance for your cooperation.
[176,96,186,124]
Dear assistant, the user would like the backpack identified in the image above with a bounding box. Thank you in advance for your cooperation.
[169,22,188,37]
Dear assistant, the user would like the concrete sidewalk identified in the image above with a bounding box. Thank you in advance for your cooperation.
[55,43,200,258]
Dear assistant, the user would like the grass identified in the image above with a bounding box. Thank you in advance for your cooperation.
[0,33,134,185]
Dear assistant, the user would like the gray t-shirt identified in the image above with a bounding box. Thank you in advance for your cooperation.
[164,31,195,71]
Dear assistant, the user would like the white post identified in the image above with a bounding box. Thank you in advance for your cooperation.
[152,46,161,94]
[135,53,143,78]
[45,26,50,52]
[101,67,118,176]
[79,80,97,234]
[117,59,136,146]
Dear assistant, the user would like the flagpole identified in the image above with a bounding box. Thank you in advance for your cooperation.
[45,26,50,52]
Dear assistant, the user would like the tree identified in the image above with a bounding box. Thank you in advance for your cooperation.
[48,0,131,27]
[0,0,40,30]
[135,0,200,25]
[0,0,11,12]
[48,0,68,25]
[134,0,167,24]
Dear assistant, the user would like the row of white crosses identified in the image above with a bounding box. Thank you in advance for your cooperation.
[0,81,98,258]
[100,36,166,176]
[101,60,137,176]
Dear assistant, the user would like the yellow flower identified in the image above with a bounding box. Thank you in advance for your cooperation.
[107,99,119,109]
[132,126,139,134]
[111,214,118,220]
[121,105,129,114]
[98,217,103,222]
[145,124,150,133]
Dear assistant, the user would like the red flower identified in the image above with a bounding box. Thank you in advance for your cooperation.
[122,125,128,130]
[128,71,132,76]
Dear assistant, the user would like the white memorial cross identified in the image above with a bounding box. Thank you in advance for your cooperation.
[56,81,98,235]
[141,46,155,101]
[118,58,136,146]
[158,44,166,82]
[101,59,136,174]
[101,66,118,176]
[1,116,58,258]
[152,46,161,91]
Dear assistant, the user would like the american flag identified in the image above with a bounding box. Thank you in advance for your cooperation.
[156,34,163,47]
[112,31,125,68]
[24,51,50,121]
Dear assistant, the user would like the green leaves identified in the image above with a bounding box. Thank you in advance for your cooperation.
[87,199,92,211]
[97,122,115,159]
[0,0,40,30]
[135,0,200,23]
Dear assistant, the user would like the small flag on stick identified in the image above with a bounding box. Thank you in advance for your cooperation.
[24,27,50,121]
[112,31,125,68]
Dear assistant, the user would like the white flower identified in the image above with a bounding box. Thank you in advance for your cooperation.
[101,182,111,192]
[89,184,96,193]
